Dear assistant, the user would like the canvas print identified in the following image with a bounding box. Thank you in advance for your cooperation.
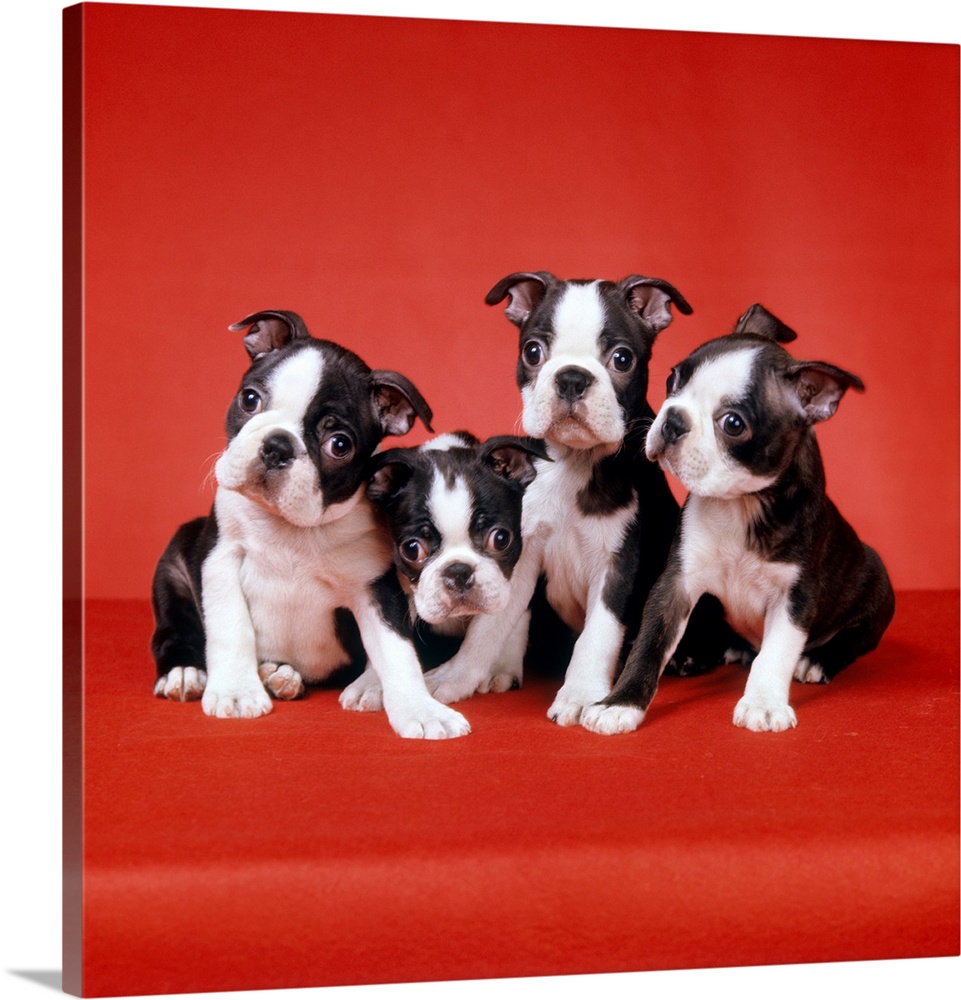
[63,3,959,997]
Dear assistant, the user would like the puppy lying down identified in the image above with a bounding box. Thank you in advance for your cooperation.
[340,431,547,711]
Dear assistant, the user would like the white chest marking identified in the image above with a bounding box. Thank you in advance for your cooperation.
[212,490,391,680]
[524,454,635,632]
[681,496,800,647]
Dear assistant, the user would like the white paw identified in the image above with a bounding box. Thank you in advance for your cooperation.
[547,685,608,727]
[424,663,483,704]
[339,670,384,712]
[480,646,524,694]
[733,696,797,732]
[154,666,207,701]
[793,657,827,684]
[580,703,646,735]
[481,670,521,694]
[202,682,273,719]
[258,661,305,700]
[390,701,471,740]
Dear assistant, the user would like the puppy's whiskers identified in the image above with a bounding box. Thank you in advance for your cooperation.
[200,453,222,493]
[624,415,654,450]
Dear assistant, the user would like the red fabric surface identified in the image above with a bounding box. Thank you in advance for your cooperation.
[78,592,959,997]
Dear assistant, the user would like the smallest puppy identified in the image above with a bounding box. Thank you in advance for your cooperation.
[583,304,895,735]
[339,431,547,710]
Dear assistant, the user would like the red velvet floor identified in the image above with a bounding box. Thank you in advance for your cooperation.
[75,592,959,997]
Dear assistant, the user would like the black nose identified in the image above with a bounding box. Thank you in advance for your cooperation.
[442,562,475,594]
[554,366,595,402]
[260,432,296,469]
[659,408,690,446]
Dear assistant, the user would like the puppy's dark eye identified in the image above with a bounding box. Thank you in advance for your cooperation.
[486,527,513,553]
[322,433,354,460]
[400,538,428,567]
[239,388,263,414]
[718,412,747,438]
[666,369,679,395]
[609,347,635,374]
[522,340,546,368]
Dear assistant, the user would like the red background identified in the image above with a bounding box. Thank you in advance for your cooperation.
[78,3,959,599]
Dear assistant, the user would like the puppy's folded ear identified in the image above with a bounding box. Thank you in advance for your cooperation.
[370,371,434,437]
[485,271,555,326]
[785,361,864,423]
[733,303,798,343]
[480,435,551,488]
[367,450,416,503]
[619,276,693,334]
[228,310,311,359]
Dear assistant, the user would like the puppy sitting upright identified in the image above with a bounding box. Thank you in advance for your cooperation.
[420,271,721,723]
[339,432,547,710]
[150,309,471,739]
[584,304,895,735]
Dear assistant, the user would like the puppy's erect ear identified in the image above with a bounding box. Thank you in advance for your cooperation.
[784,361,864,423]
[370,371,434,437]
[485,271,555,327]
[480,435,551,488]
[619,276,693,334]
[366,450,416,503]
[229,310,312,359]
[733,303,798,344]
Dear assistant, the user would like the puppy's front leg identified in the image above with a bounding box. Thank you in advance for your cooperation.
[581,567,695,734]
[733,603,807,732]
[354,580,471,739]
[486,609,531,693]
[424,534,544,703]
[200,542,273,719]
[546,598,624,727]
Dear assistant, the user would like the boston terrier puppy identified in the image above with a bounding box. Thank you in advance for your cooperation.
[582,303,895,735]
[418,272,726,723]
[150,309,471,739]
[338,431,547,711]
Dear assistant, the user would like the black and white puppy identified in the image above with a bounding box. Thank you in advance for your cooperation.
[420,271,713,724]
[583,304,895,734]
[338,431,547,710]
[150,309,471,739]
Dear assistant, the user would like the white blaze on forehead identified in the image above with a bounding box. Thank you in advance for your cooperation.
[551,282,606,358]
[421,433,470,453]
[428,470,474,551]
[268,349,325,423]
[677,346,759,412]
